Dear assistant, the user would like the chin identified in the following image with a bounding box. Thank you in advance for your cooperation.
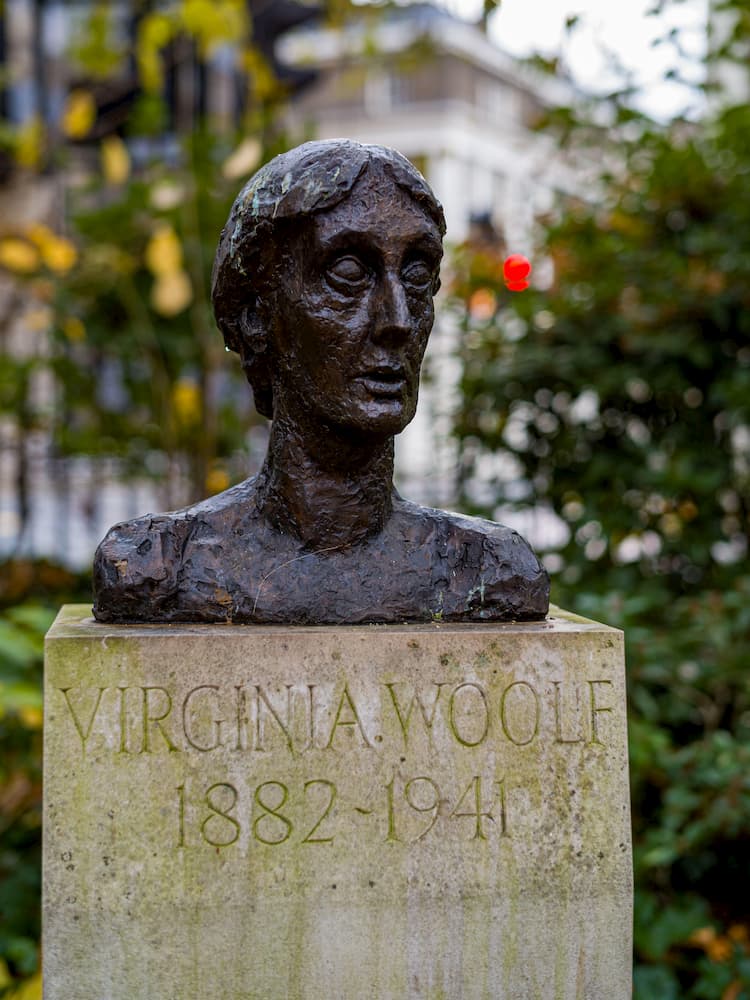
[327,400,416,438]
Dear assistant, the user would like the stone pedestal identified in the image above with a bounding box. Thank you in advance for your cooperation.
[44,605,632,1000]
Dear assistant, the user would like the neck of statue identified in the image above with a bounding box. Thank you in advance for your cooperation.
[257,410,395,549]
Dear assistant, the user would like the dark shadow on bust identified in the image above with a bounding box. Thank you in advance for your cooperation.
[93,139,549,624]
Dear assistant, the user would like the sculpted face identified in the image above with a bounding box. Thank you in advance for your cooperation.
[265,170,443,437]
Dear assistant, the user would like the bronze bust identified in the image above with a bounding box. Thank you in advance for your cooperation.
[93,140,549,624]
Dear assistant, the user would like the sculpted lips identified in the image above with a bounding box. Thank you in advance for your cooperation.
[357,365,408,397]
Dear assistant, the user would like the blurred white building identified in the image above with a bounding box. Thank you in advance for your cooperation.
[281,3,581,245]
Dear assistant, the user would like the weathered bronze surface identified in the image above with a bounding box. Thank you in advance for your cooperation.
[93,140,549,624]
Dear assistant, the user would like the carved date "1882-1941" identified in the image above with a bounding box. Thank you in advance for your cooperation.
[175,774,508,849]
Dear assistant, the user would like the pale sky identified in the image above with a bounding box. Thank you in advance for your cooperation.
[437,0,709,119]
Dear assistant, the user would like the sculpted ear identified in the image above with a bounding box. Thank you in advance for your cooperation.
[232,300,275,420]
[238,302,268,355]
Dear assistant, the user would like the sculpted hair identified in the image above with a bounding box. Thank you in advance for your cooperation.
[211,138,446,419]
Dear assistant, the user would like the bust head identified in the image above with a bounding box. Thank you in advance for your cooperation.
[211,139,446,436]
[94,139,549,625]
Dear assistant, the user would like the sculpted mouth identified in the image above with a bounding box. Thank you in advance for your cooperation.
[357,367,408,397]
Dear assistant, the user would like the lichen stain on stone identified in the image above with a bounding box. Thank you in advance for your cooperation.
[213,587,232,609]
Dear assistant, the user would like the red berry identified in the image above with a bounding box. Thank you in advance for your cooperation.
[506,279,530,293]
[503,254,532,282]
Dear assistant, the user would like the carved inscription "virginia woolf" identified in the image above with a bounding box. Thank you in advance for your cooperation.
[54,674,617,850]
[56,676,615,756]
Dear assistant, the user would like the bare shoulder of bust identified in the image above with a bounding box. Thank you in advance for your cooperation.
[92,512,195,622]
[395,498,550,621]
[92,480,259,623]
[460,512,550,620]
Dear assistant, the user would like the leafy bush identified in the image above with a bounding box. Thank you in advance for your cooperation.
[0,560,90,995]
[0,602,54,994]
[450,93,750,998]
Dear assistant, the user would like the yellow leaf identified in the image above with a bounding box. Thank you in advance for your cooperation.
[689,926,717,949]
[42,237,77,274]
[15,116,44,170]
[172,377,201,424]
[0,959,12,988]
[180,0,247,54]
[241,49,280,103]
[145,224,183,277]
[181,0,216,36]
[0,238,39,274]
[19,705,43,730]
[27,223,78,271]
[63,317,86,342]
[8,971,42,1000]
[137,12,175,92]
[62,89,96,139]
[26,223,54,247]
[222,137,261,180]
[101,135,130,185]
[206,465,230,494]
[706,936,732,962]
[142,12,174,48]
[151,270,192,316]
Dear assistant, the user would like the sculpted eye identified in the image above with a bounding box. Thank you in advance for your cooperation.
[402,259,434,289]
[327,256,368,287]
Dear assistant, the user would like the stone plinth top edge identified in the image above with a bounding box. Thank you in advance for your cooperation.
[45,604,622,640]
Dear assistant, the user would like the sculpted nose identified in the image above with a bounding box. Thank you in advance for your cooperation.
[375,273,411,342]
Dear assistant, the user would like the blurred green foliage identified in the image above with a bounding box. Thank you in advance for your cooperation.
[450,29,750,996]
[47,126,270,504]
[0,562,89,997]
[0,604,48,989]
